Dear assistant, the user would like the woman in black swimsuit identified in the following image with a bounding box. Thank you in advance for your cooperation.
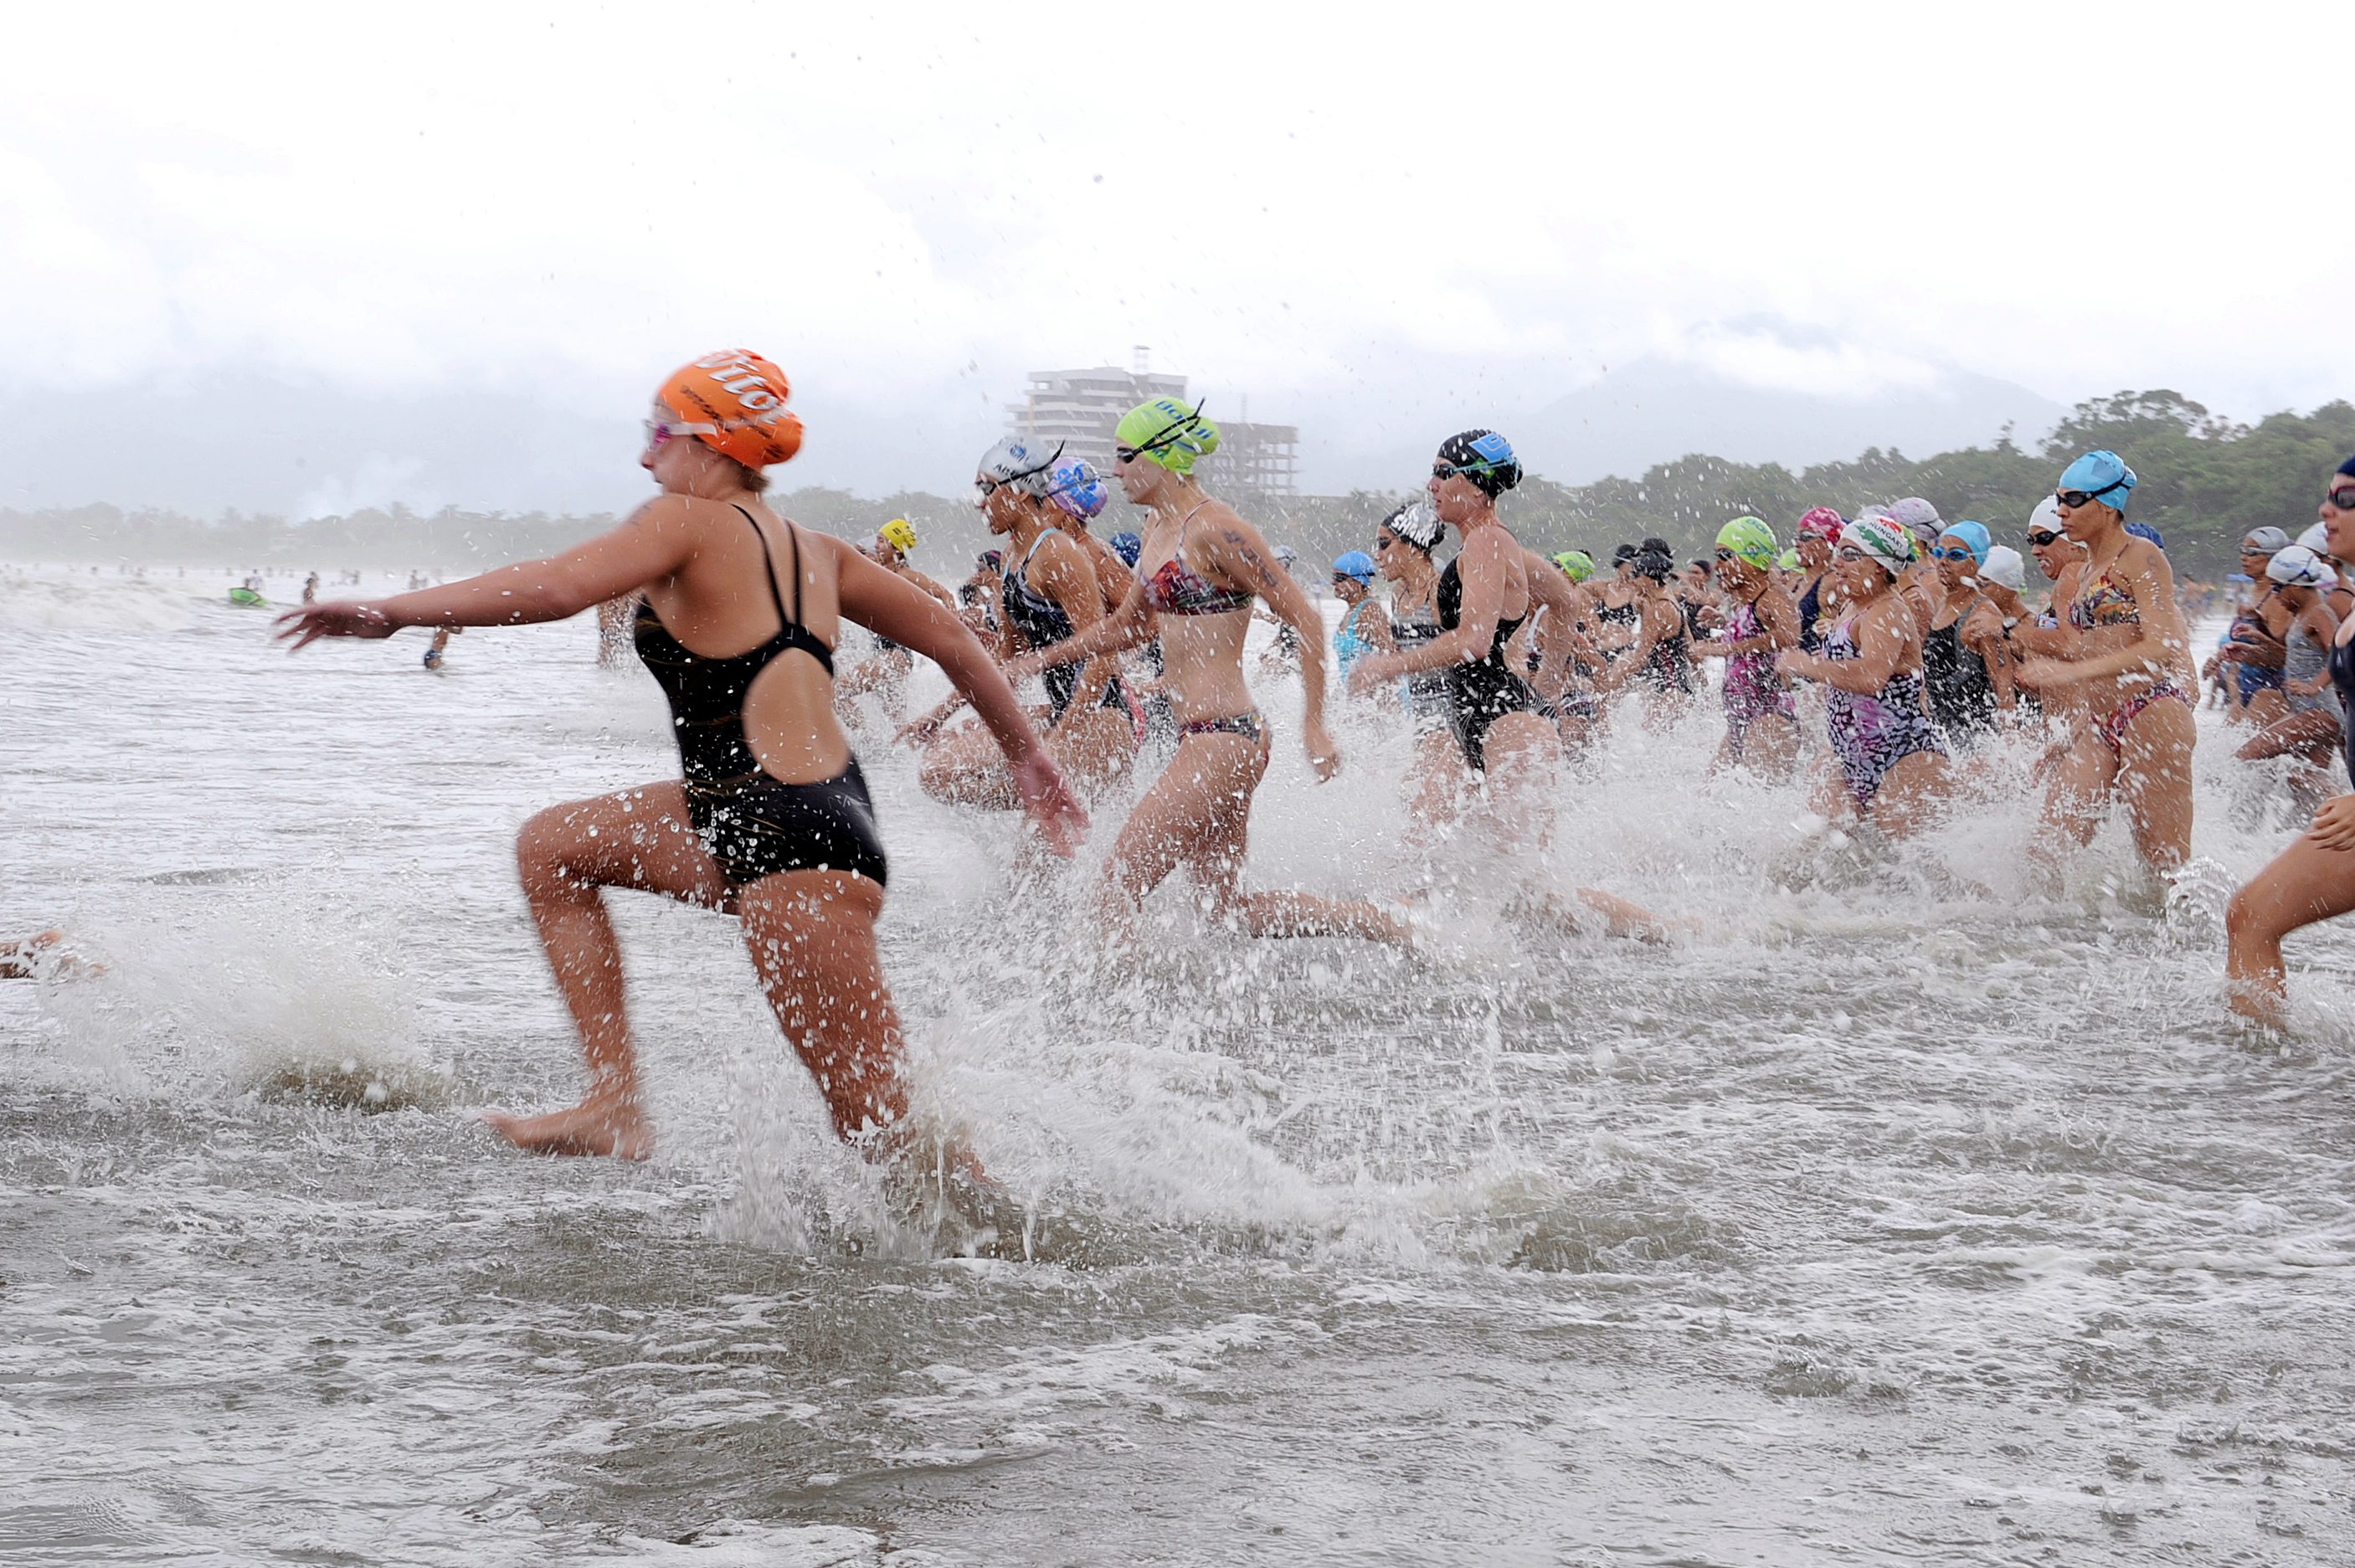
[1346,431,1666,938]
[901,437,1139,805]
[277,352,1084,1164]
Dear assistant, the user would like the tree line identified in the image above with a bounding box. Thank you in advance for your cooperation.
[7,390,2348,588]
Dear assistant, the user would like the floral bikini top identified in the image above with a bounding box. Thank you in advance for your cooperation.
[2070,569,2141,631]
[1142,503,1255,618]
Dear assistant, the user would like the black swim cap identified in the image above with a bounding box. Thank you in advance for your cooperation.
[1633,548,1676,583]
[1435,429,1523,497]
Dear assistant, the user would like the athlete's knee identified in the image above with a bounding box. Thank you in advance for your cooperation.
[515,806,591,895]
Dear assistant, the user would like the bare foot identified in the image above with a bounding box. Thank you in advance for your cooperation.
[0,929,93,979]
[481,1096,653,1160]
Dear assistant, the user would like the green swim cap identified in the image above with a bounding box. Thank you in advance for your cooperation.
[1715,515,1778,570]
[1552,549,1595,583]
[1115,397,1221,476]
[1777,548,1801,571]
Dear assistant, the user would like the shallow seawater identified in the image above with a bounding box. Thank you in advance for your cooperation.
[3,562,2352,1565]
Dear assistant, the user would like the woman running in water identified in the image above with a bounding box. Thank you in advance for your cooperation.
[1373,500,1453,734]
[902,440,1139,803]
[1539,551,1609,751]
[1921,521,2002,745]
[1792,507,1843,654]
[1694,517,1799,774]
[2013,450,2198,875]
[1345,431,1665,938]
[1329,550,1394,691]
[2219,528,2295,722]
[2227,458,2355,1027]
[275,352,1085,1162]
[1596,542,1694,717]
[1775,517,1953,839]
[998,398,1409,944]
[2233,544,2342,775]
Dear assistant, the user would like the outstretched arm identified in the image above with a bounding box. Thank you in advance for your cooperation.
[276,498,699,646]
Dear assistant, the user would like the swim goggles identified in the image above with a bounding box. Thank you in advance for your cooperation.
[643,417,718,447]
[1114,402,1207,464]
[2054,479,2130,510]
[976,441,1067,498]
[2327,484,2355,512]
[1930,546,1977,562]
[2025,530,2067,548]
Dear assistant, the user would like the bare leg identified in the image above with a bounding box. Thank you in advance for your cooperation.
[1868,750,1957,841]
[1187,737,1412,945]
[733,869,915,1146]
[920,708,1134,809]
[1739,713,1802,779]
[1805,753,1859,828]
[489,782,732,1159]
[2235,709,2340,765]
[2225,829,2355,1028]
[2116,695,2198,873]
[2035,730,2116,869]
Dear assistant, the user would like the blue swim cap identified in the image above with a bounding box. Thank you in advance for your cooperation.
[2126,521,2166,552]
[1938,521,1992,564]
[1108,531,1143,568]
[1331,549,1376,584]
[2059,450,2136,514]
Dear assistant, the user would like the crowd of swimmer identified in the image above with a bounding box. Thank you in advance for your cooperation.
[30,351,2337,1206]
[851,417,2355,1039]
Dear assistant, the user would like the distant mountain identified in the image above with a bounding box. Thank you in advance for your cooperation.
[1517,357,2066,484]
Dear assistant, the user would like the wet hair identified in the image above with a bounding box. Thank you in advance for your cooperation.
[1633,549,1676,583]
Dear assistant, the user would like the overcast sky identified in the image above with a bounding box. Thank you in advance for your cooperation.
[3,3,2338,517]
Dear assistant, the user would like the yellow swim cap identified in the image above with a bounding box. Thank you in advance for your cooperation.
[879,518,918,556]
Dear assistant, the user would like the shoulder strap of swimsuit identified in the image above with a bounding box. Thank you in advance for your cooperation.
[1015,527,1052,578]
[733,504,795,630]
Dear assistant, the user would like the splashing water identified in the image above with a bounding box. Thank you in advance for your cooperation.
[4,566,2352,1564]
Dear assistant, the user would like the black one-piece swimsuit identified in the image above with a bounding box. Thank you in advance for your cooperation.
[634,506,889,889]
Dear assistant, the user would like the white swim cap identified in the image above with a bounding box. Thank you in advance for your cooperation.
[1982,545,2026,591]
[2267,544,2332,588]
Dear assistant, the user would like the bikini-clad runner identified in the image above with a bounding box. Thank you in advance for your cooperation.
[275,351,1085,1167]
[2013,450,2198,876]
[999,398,1411,945]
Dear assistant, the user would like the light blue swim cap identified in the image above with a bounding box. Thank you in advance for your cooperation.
[1331,550,1376,584]
[2059,450,2136,514]
[1939,521,1992,563]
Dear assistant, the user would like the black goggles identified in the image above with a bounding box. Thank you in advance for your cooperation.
[2054,479,2128,510]
[1114,402,1206,465]
[2026,530,2067,548]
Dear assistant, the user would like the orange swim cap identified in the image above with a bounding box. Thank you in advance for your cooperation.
[656,350,804,469]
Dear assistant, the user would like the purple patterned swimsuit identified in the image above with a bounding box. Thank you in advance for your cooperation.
[1720,599,1797,758]
[1823,619,1946,807]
